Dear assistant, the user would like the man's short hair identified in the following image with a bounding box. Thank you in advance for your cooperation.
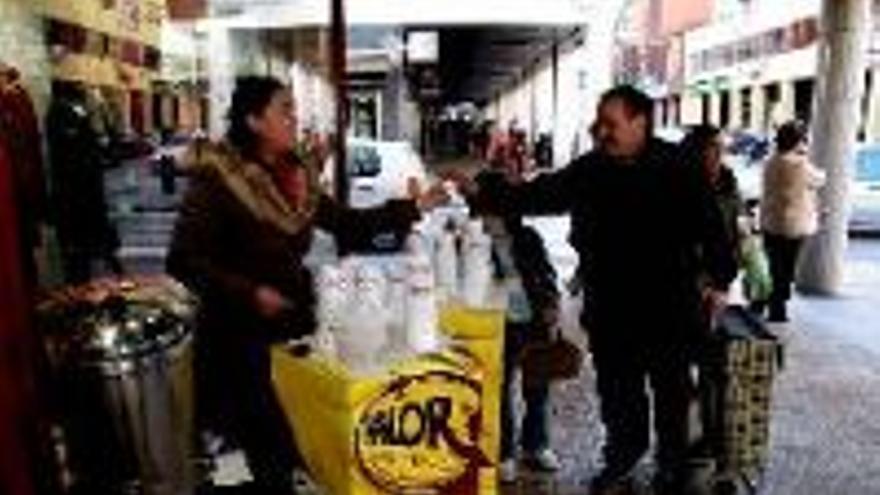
[600,85,654,126]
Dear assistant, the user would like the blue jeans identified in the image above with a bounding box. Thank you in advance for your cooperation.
[501,321,551,459]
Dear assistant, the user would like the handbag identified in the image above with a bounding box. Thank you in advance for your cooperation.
[519,325,584,391]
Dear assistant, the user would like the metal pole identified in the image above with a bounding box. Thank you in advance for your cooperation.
[330,0,349,204]
[797,0,870,295]
[550,31,561,168]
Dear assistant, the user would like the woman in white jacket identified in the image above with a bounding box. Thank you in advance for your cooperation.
[760,121,827,322]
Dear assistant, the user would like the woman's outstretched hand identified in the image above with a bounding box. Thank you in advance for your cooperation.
[408,177,451,212]
[254,285,292,319]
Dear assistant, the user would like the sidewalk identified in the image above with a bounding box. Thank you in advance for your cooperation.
[111,155,880,494]
[500,220,880,494]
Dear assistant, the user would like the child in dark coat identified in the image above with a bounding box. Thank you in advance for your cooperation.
[486,211,561,483]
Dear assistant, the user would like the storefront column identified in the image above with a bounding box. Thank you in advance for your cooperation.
[680,91,702,126]
[709,91,721,126]
[730,85,743,130]
[798,0,871,294]
[866,66,880,141]
[752,85,766,133]
[779,79,797,125]
[206,25,234,139]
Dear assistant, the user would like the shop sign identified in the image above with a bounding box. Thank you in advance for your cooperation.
[406,31,439,64]
[354,370,491,494]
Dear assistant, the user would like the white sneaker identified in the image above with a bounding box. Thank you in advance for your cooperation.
[499,458,518,483]
[522,448,561,472]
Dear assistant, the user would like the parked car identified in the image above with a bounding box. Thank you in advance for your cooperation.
[149,133,192,177]
[342,138,430,252]
[851,143,880,234]
[728,130,770,163]
[347,138,428,209]
[655,127,686,143]
[731,143,880,235]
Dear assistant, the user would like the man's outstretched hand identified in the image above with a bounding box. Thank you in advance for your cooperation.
[438,169,479,198]
[407,177,452,212]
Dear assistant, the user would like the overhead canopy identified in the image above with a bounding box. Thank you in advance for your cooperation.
[438,27,580,105]
[203,0,591,28]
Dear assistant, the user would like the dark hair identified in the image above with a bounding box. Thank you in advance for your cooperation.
[52,80,85,103]
[226,76,286,156]
[775,120,807,153]
[680,124,722,165]
[600,85,655,130]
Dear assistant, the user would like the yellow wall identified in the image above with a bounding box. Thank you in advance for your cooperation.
[39,0,165,47]
[0,0,51,112]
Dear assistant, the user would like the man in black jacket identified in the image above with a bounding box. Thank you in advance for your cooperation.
[461,86,736,494]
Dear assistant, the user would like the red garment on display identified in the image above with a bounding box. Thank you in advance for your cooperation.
[0,76,49,246]
[0,139,36,495]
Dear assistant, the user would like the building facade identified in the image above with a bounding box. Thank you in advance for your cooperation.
[647,0,880,142]
[682,0,823,133]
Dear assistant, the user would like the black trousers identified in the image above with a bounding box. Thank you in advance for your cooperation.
[590,326,694,478]
[764,234,805,310]
[500,321,551,459]
[197,333,300,492]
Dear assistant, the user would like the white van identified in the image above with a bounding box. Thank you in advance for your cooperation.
[347,138,428,209]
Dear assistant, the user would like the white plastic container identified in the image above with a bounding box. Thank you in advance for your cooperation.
[434,229,459,301]
[404,254,440,354]
[336,262,389,373]
[384,261,409,352]
[461,219,493,307]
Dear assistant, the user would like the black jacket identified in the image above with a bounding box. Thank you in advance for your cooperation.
[476,139,737,343]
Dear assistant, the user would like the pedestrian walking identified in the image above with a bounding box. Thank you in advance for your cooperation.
[46,81,122,283]
[760,121,826,322]
[679,125,745,468]
[454,85,737,495]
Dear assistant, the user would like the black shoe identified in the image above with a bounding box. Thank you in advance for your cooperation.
[652,471,687,495]
[767,301,788,323]
[590,467,636,495]
[767,309,788,323]
[747,301,766,317]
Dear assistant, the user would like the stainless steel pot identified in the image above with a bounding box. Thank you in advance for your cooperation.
[40,277,198,495]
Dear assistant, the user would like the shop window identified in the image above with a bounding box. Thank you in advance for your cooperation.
[120,40,143,66]
[100,34,112,57]
[740,87,752,129]
[736,38,755,63]
[794,78,815,125]
[672,94,681,126]
[859,70,872,141]
[765,28,786,56]
[763,83,780,130]
[720,90,731,129]
[131,90,145,134]
[46,19,88,54]
[702,93,711,125]
[144,47,161,71]
[790,18,819,50]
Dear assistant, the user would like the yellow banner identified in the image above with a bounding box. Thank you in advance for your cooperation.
[272,307,504,495]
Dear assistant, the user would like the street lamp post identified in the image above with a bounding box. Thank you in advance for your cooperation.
[798,0,871,295]
[330,0,349,205]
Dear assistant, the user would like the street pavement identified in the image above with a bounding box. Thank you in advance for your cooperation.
[508,216,880,495]
[105,159,880,494]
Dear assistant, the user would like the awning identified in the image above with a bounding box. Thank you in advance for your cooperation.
[202,0,592,29]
